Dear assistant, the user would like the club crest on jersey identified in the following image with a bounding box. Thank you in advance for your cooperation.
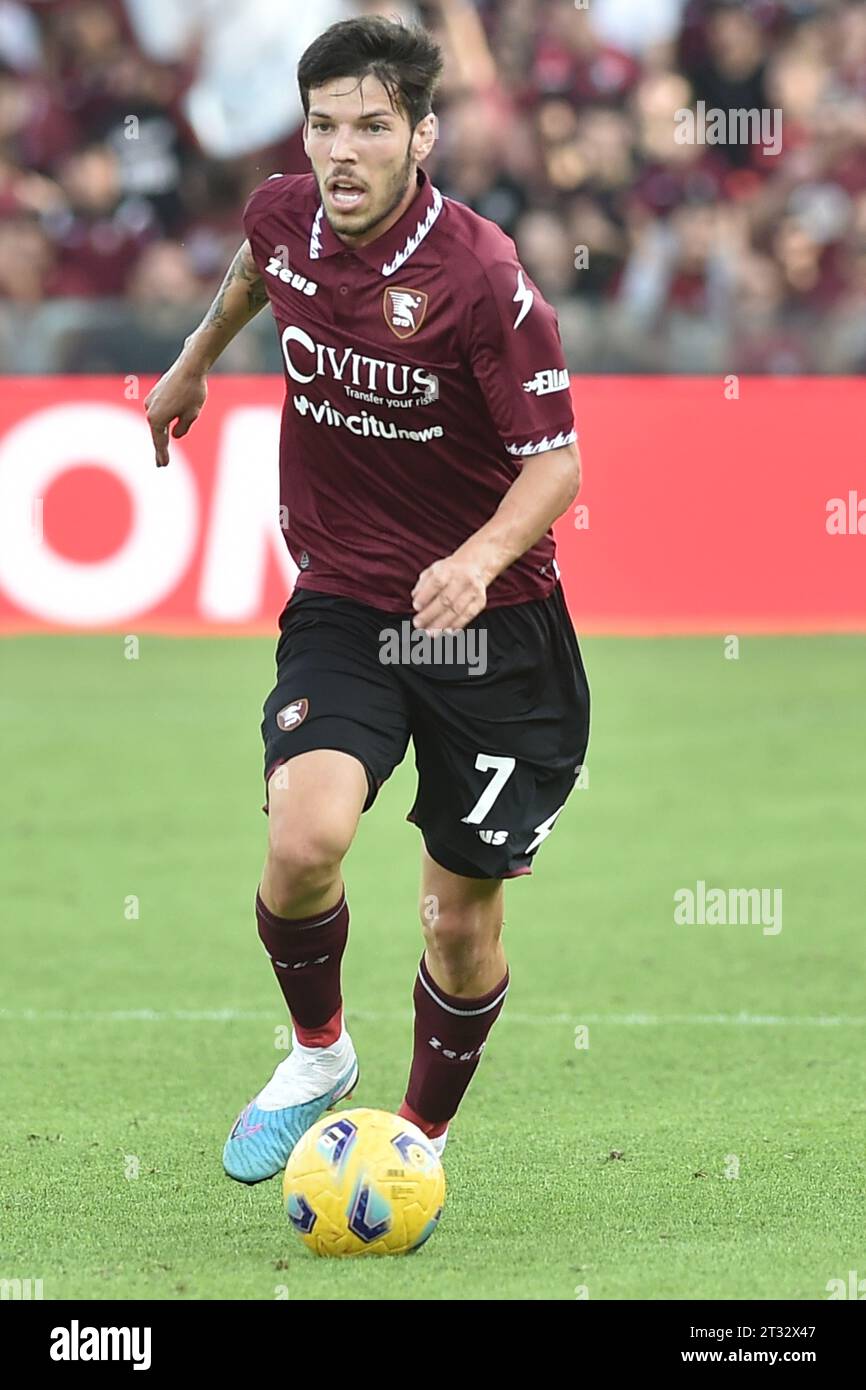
[276,698,309,731]
[384,287,428,339]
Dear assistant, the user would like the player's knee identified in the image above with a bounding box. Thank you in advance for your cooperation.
[266,823,351,907]
[419,899,500,966]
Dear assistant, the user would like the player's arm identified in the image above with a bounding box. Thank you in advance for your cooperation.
[144,239,268,467]
[412,442,581,633]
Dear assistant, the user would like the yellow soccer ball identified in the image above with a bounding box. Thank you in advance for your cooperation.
[282,1107,445,1257]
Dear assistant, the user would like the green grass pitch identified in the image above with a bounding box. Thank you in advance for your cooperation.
[1,632,864,1300]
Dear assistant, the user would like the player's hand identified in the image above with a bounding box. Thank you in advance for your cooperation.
[144,363,208,468]
[412,547,493,634]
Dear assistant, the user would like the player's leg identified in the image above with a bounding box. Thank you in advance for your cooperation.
[260,748,365,918]
[418,847,506,997]
[224,750,368,1185]
[397,847,510,1155]
[223,590,409,1184]
[396,582,590,1156]
[255,749,367,1048]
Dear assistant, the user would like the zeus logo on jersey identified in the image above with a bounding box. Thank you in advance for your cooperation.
[523,368,570,396]
[266,253,319,296]
[513,269,534,329]
[281,325,437,400]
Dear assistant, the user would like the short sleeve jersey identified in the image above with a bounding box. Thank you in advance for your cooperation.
[243,168,577,610]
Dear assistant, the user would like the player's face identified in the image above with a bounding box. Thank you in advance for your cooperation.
[304,75,436,246]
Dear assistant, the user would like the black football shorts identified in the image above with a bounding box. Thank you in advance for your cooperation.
[261,583,590,880]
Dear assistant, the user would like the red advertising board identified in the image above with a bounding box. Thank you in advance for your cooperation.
[0,376,863,634]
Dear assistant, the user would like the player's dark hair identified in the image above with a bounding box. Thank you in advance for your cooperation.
[298,17,443,130]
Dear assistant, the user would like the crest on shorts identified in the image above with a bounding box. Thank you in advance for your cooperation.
[276,698,309,731]
[383,287,428,339]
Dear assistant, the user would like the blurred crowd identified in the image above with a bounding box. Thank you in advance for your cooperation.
[1,0,866,373]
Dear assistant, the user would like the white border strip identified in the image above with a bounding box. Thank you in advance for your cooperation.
[0,1008,863,1026]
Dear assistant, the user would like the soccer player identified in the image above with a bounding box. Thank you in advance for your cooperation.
[145,16,590,1184]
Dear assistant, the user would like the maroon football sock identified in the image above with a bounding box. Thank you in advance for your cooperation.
[255,889,349,1046]
[398,953,509,1135]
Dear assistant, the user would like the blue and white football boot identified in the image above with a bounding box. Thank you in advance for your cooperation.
[223,1024,359,1184]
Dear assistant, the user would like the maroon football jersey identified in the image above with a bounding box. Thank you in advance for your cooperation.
[243,167,578,610]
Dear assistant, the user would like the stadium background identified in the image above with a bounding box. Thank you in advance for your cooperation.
[2,0,864,1304]
[4,0,866,375]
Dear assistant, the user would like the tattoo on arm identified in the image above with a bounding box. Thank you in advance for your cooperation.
[204,242,267,330]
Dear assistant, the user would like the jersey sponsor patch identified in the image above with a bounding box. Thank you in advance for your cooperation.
[280,324,437,400]
[523,368,570,396]
[292,394,444,443]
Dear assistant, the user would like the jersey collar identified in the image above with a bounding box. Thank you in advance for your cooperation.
[309,168,443,278]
